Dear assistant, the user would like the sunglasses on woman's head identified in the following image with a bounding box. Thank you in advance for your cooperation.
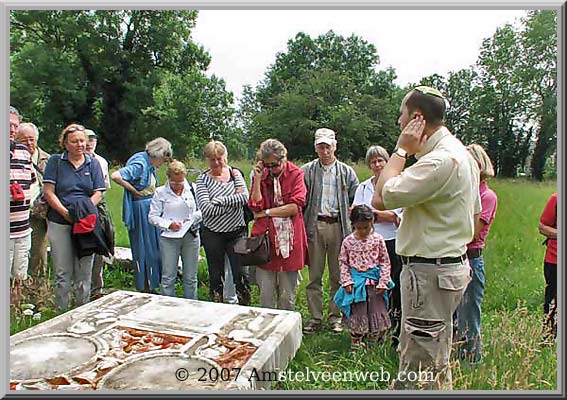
[64,125,85,134]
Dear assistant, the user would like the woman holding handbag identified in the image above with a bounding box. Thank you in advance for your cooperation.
[248,139,308,311]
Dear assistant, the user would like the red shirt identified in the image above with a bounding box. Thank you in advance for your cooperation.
[540,192,557,264]
[248,161,309,272]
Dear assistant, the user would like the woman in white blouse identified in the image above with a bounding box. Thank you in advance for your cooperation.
[351,145,403,347]
[148,160,202,299]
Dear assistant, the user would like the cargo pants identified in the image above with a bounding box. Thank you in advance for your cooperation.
[392,260,471,390]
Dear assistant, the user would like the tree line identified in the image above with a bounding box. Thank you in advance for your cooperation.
[10,10,557,180]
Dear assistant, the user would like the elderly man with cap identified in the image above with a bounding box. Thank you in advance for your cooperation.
[16,122,50,279]
[9,106,37,304]
[85,129,114,300]
[301,127,359,334]
[373,86,480,389]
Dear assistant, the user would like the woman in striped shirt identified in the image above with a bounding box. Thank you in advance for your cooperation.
[196,140,251,305]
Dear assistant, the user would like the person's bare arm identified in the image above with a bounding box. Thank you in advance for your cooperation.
[374,210,399,223]
[111,170,142,197]
[250,161,263,203]
[472,214,486,242]
[373,116,427,210]
[373,157,407,211]
[90,191,102,206]
[254,204,298,219]
[539,222,557,239]
[43,183,72,223]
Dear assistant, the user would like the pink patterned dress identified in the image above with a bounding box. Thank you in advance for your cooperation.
[339,232,392,337]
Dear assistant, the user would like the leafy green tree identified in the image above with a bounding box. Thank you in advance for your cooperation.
[475,24,533,177]
[10,10,237,163]
[240,31,401,161]
[519,10,557,180]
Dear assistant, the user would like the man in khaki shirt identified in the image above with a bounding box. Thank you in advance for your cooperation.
[373,86,480,390]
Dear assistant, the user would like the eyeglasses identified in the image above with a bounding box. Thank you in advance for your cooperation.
[64,124,85,134]
[263,160,282,169]
[414,86,445,99]
[169,181,185,187]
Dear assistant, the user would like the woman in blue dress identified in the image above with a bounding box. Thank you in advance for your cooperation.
[111,137,172,293]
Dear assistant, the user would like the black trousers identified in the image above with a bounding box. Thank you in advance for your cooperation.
[201,226,250,300]
[543,262,557,330]
[385,239,402,343]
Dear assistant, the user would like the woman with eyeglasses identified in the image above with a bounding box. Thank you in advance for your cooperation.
[195,140,251,305]
[111,137,173,293]
[248,139,308,310]
[43,123,106,311]
[148,160,202,299]
[351,145,403,347]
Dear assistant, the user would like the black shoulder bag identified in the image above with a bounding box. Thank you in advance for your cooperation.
[233,218,271,266]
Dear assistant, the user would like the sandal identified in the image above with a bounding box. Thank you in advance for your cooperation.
[330,319,344,334]
[351,339,366,352]
[366,334,383,347]
[303,319,322,334]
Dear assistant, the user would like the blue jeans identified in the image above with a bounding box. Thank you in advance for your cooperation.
[224,256,238,304]
[159,232,200,299]
[454,256,485,363]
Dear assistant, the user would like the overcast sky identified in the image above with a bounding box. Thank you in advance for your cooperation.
[191,9,528,102]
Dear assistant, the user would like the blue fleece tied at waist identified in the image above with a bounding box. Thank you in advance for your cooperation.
[333,266,395,318]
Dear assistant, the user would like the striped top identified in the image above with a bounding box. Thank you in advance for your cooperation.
[10,142,36,238]
[196,167,249,233]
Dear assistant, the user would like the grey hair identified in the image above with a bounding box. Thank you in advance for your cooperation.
[145,137,173,159]
[365,145,390,167]
[19,122,40,140]
[10,106,21,121]
[257,138,288,161]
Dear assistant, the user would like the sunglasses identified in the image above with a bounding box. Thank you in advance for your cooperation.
[64,124,85,135]
[414,86,445,99]
[263,160,282,169]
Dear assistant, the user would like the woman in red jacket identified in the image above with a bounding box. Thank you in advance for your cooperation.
[248,139,308,310]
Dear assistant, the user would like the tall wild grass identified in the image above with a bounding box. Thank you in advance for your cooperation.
[12,157,557,390]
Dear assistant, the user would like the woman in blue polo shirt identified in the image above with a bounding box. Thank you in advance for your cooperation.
[111,137,172,293]
[43,123,106,311]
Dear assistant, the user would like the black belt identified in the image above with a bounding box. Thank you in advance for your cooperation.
[466,248,482,259]
[317,215,339,224]
[401,255,466,265]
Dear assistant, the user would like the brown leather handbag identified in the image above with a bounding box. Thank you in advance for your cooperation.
[233,219,271,266]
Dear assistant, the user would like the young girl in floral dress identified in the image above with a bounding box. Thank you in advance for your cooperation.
[334,204,392,350]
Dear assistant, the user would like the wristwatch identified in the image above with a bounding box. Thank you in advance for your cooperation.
[394,147,409,159]
[265,209,271,217]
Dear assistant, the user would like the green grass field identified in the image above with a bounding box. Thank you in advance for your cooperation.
[11,159,557,390]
